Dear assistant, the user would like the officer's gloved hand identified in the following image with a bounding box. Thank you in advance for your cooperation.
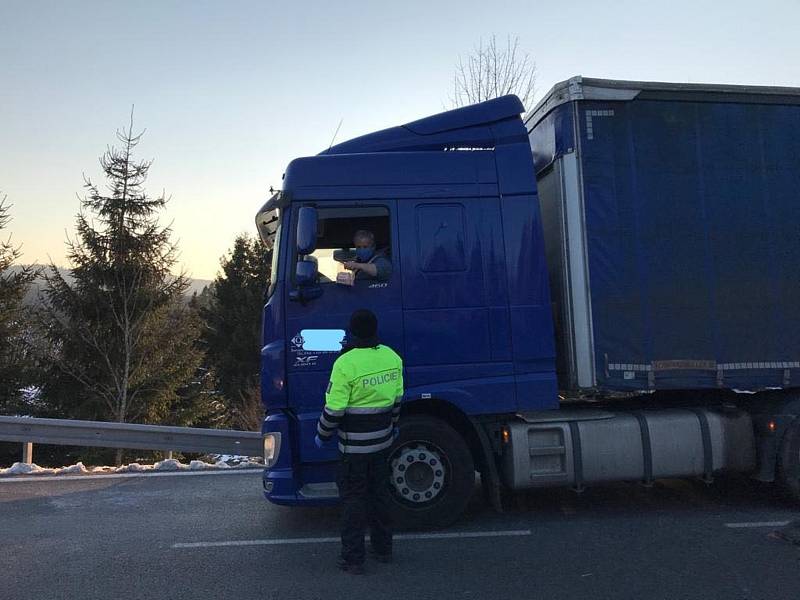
[314,434,332,449]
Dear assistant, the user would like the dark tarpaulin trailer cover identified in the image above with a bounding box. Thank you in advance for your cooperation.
[527,77,800,394]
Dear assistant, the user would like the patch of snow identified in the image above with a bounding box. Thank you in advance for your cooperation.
[207,454,264,466]
[213,454,238,462]
[21,386,41,404]
[153,458,185,471]
[1,458,262,477]
[57,462,88,475]
[1,462,54,475]
[0,462,93,476]
[115,462,147,473]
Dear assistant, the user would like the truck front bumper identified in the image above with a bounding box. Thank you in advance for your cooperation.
[262,410,340,506]
[263,467,339,506]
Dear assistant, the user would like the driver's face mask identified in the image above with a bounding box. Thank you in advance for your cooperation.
[355,243,375,262]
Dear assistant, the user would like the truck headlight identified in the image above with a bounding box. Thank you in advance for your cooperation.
[263,433,281,468]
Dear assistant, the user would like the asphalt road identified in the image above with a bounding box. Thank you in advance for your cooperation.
[1,470,799,600]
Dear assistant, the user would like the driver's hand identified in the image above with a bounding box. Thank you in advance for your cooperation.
[343,261,360,271]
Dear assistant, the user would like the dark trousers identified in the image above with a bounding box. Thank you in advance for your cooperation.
[336,449,393,565]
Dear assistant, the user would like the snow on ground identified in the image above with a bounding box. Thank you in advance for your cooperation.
[207,454,264,465]
[0,457,263,477]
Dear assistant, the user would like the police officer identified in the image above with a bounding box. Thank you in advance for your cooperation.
[315,309,403,574]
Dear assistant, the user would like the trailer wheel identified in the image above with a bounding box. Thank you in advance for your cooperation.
[387,415,475,530]
[778,418,800,501]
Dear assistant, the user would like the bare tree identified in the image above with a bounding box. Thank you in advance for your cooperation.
[451,35,537,109]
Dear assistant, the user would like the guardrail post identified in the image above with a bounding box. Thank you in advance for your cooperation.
[22,442,33,464]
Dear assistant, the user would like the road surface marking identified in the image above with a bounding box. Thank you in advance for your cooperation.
[724,521,791,529]
[0,468,263,484]
[173,529,532,549]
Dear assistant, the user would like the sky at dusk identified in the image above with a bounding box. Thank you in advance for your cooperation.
[2,0,799,279]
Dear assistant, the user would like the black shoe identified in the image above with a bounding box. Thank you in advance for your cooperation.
[337,558,365,575]
[368,548,393,564]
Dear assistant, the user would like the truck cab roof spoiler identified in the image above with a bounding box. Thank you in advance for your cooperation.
[321,95,527,155]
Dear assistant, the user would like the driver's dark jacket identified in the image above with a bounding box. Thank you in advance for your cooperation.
[355,250,392,281]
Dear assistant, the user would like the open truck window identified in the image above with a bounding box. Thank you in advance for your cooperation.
[305,206,391,284]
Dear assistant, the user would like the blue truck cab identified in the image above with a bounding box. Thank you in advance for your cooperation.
[257,78,800,528]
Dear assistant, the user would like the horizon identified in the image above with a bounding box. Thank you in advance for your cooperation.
[2,0,799,279]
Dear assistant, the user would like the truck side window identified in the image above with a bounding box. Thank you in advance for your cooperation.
[304,206,392,284]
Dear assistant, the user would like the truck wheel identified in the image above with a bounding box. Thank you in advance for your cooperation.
[778,418,800,501]
[387,415,475,530]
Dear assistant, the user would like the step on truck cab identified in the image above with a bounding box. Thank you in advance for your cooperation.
[257,77,800,528]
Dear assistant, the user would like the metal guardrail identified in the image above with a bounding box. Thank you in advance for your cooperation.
[0,416,264,464]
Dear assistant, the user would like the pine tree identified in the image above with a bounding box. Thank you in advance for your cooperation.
[36,119,203,438]
[0,196,36,415]
[201,234,271,430]
[168,291,228,429]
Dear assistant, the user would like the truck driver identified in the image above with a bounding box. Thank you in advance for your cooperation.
[342,230,392,281]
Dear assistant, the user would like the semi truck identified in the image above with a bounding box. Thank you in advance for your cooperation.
[256,76,800,528]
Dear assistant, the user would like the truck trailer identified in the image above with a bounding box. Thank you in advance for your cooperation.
[256,76,800,528]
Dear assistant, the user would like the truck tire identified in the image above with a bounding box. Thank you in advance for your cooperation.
[778,417,800,501]
[387,415,475,530]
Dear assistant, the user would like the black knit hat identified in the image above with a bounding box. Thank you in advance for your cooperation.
[349,309,378,340]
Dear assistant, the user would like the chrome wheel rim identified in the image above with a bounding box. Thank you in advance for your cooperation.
[389,442,447,505]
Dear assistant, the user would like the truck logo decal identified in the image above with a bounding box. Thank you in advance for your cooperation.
[291,334,305,350]
[294,355,319,367]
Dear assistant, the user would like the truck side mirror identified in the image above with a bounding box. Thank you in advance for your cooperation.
[290,258,323,302]
[296,258,318,286]
[296,206,318,255]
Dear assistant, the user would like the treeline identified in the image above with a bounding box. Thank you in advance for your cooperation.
[0,122,270,466]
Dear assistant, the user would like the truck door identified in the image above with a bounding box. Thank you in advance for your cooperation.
[397,197,516,413]
[284,201,403,460]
